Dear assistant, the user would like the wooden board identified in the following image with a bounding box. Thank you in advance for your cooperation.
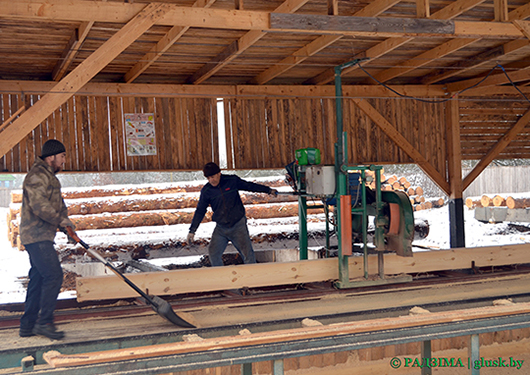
[76,243,530,302]
[44,301,530,367]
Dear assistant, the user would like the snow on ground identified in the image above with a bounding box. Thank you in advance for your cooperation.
[2,192,530,304]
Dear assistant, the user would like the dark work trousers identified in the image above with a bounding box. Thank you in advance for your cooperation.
[208,217,256,267]
[20,241,63,329]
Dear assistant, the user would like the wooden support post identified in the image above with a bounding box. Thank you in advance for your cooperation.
[469,334,480,375]
[446,97,465,248]
[272,359,284,375]
[241,362,252,375]
[421,340,432,375]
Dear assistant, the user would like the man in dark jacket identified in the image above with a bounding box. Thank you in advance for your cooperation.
[187,162,277,266]
[19,139,75,340]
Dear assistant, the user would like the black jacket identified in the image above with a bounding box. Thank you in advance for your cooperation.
[189,174,272,233]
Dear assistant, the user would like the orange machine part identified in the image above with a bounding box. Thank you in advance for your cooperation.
[340,195,352,256]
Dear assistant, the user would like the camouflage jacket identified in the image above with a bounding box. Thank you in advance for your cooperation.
[20,157,70,245]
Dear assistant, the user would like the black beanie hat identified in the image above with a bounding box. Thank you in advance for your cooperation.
[203,162,221,177]
[41,139,66,159]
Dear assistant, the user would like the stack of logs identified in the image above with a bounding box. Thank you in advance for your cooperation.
[465,195,530,210]
[6,174,441,250]
[365,170,444,211]
[6,180,300,250]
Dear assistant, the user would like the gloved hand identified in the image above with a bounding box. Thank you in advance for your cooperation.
[60,218,75,230]
[186,232,195,244]
[269,188,278,196]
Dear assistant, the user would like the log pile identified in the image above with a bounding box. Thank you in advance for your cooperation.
[6,174,436,251]
[465,195,530,210]
[365,171,444,211]
[6,179,307,250]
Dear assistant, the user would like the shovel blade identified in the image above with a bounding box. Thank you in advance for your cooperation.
[149,295,196,328]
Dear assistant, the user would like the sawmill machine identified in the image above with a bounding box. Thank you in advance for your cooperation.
[287,59,415,289]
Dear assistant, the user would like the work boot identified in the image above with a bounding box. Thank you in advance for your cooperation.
[19,327,35,337]
[32,324,65,340]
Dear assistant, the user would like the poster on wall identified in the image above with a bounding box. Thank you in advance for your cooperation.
[124,113,157,156]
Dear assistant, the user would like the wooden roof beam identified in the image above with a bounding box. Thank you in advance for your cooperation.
[0,80,447,98]
[305,0,488,85]
[422,4,530,84]
[0,2,524,39]
[446,22,530,93]
[422,39,529,84]
[0,3,169,158]
[250,0,401,85]
[186,0,309,85]
[416,0,430,18]
[352,98,450,195]
[370,38,478,84]
[463,108,530,190]
[373,1,530,84]
[52,0,108,81]
[124,0,216,83]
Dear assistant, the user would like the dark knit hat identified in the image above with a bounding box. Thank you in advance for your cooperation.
[203,162,221,177]
[41,139,66,158]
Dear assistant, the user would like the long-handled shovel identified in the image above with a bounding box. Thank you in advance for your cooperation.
[67,228,195,328]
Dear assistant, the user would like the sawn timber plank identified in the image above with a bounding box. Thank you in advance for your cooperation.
[76,243,530,302]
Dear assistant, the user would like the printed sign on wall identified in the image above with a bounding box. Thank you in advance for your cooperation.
[124,113,157,156]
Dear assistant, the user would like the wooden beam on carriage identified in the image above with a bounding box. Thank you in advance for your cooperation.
[0,3,169,158]
[76,243,530,301]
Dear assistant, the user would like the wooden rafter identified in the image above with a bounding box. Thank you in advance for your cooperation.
[52,0,108,81]
[124,0,216,83]
[446,62,530,93]
[250,0,400,85]
[422,4,530,84]
[187,0,309,85]
[416,0,429,18]
[352,98,450,194]
[463,108,530,190]
[373,2,530,84]
[0,3,169,158]
[305,0,488,86]
[422,39,530,85]
[371,38,478,84]
[494,0,508,22]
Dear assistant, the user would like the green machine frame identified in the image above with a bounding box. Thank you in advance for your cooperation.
[296,59,413,289]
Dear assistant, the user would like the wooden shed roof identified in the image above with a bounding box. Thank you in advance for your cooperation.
[1,0,530,88]
[2,0,530,184]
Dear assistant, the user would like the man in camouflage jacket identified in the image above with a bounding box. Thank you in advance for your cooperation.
[19,139,75,340]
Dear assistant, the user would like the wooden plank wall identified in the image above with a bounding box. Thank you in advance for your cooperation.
[0,95,218,173]
[460,99,530,160]
[224,97,447,181]
[224,98,336,169]
[2,93,448,175]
